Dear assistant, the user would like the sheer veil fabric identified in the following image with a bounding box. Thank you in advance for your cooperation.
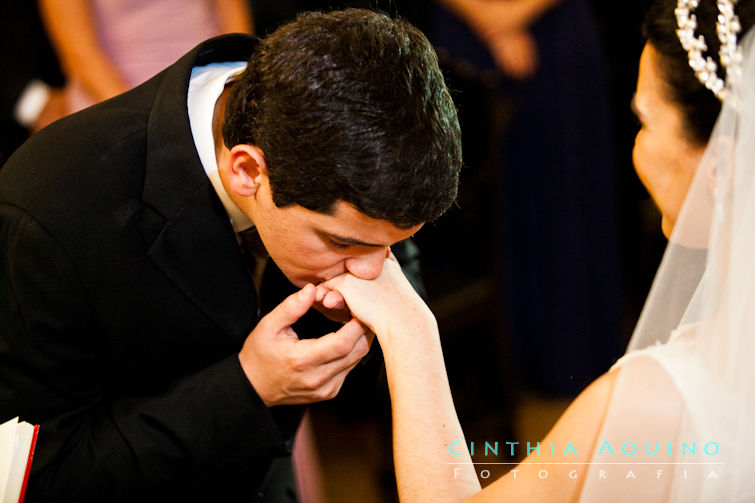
[579,29,755,502]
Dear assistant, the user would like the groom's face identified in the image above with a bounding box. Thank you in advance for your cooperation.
[249,175,421,287]
[218,143,422,286]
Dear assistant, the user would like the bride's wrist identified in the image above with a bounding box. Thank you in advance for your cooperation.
[377,309,440,357]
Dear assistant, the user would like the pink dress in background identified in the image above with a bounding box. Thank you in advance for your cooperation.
[66,0,227,113]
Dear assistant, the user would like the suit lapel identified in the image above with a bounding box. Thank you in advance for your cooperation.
[138,34,261,342]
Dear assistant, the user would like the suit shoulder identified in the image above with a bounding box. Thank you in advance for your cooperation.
[0,104,149,209]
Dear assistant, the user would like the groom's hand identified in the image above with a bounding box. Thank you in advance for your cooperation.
[239,284,372,406]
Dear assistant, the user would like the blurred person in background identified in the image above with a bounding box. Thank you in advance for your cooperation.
[38,0,253,114]
[431,0,624,399]
[1,2,65,166]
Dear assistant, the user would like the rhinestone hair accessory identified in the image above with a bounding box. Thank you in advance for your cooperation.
[675,0,743,100]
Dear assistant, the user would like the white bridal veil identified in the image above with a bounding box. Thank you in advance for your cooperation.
[578,28,755,503]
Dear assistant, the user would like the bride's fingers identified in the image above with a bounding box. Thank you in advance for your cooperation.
[322,289,346,310]
[314,284,330,303]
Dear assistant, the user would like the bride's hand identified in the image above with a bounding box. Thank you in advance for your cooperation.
[320,257,437,347]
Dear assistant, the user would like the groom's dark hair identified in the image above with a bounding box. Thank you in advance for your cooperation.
[222,8,462,228]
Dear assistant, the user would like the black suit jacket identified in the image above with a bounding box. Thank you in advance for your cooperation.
[0,34,420,502]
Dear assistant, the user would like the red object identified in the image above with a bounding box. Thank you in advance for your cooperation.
[17,424,39,503]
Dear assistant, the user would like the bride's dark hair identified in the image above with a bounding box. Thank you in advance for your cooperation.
[644,0,755,145]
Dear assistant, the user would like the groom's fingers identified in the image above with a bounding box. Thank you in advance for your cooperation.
[288,320,370,379]
[302,319,370,365]
[259,283,316,335]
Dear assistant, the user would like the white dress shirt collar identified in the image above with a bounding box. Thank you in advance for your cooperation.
[187,62,251,233]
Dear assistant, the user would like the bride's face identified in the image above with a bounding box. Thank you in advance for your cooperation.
[632,44,707,237]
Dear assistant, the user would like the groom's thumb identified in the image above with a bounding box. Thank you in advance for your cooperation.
[265,283,316,330]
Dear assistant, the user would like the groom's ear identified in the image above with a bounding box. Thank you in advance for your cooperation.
[225,144,268,197]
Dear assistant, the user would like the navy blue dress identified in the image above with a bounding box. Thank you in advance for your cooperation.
[430,0,624,396]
